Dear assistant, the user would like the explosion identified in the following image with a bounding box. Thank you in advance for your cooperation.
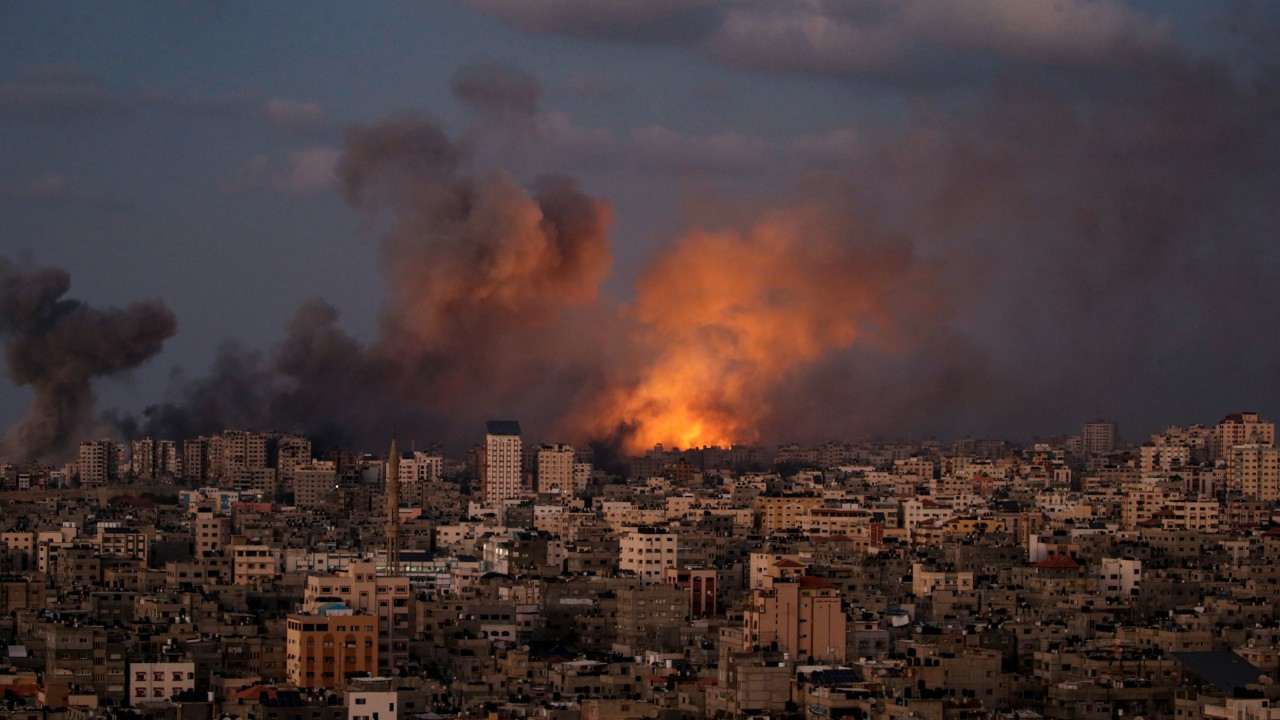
[582,202,936,453]
[0,257,176,461]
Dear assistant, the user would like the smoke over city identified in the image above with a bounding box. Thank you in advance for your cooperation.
[0,258,176,461]
[131,112,617,452]
[5,4,1279,458]
[576,202,946,453]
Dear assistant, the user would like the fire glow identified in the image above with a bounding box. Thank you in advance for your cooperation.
[582,203,932,454]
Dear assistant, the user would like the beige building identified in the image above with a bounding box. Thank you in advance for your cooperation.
[1166,499,1221,531]
[286,609,377,690]
[231,541,279,584]
[742,576,846,662]
[210,429,268,478]
[1121,481,1175,529]
[78,439,117,487]
[194,512,230,556]
[1083,421,1120,456]
[536,443,575,499]
[912,563,974,596]
[1098,557,1142,597]
[618,528,677,584]
[304,561,411,675]
[480,421,523,506]
[754,494,823,534]
[276,434,312,490]
[129,661,195,705]
[1215,412,1275,460]
[294,463,338,508]
[1228,444,1280,501]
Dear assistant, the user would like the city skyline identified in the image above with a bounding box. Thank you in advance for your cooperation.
[3,2,1280,460]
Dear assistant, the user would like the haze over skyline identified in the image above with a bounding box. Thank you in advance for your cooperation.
[2,1,1279,460]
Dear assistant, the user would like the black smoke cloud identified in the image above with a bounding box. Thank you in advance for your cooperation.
[105,11,1280,453]
[135,112,614,452]
[462,3,1280,442]
[749,58,1280,441]
[0,257,175,461]
[451,61,542,127]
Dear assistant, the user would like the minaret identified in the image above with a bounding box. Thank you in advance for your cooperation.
[385,436,401,574]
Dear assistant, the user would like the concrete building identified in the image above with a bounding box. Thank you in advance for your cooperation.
[1215,412,1275,460]
[210,429,268,478]
[742,576,846,662]
[664,566,718,617]
[303,561,411,675]
[286,608,378,690]
[536,443,576,499]
[619,528,677,585]
[182,437,211,482]
[194,511,230,556]
[480,421,522,506]
[78,439,117,487]
[231,541,279,585]
[1098,557,1142,597]
[1082,421,1120,456]
[912,563,975,596]
[1228,445,1280,501]
[129,661,195,705]
[276,434,312,492]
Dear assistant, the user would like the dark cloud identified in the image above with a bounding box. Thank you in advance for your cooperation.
[134,115,615,452]
[564,72,632,99]
[0,257,176,461]
[451,60,542,126]
[0,64,327,135]
[467,0,1175,85]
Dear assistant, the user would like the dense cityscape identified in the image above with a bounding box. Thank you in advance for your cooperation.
[4,2,1280,720]
[0,413,1275,719]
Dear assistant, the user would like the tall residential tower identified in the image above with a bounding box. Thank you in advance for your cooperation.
[385,437,400,574]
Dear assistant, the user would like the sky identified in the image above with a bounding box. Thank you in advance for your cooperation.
[1,1,1278,459]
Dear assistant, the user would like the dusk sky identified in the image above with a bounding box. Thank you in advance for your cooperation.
[2,1,1279,458]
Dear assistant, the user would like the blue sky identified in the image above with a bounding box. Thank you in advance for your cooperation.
[2,1,1278,455]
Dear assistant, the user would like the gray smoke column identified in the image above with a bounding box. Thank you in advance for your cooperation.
[0,257,176,461]
[339,114,613,419]
[137,113,613,451]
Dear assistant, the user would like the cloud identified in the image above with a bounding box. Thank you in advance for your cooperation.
[136,115,616,451]
[628,125,768,172]
[0,171,135,211]
[468,0,1176,84]
[0,66,119,116]
[564,71,633,98]
[0,65,329,134]
[793,128,864,165]
[452,60,542,127]
[225,146,341,196]
[464,0,720,43]
[263,99,326,131]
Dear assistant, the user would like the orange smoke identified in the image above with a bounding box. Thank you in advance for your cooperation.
[585,202,932,454]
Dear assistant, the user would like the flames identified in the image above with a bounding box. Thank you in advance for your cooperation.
[582,202,931,453]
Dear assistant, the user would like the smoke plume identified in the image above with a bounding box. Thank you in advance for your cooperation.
[0,257,176,461]
[137,113,614,451]
[119,32,1280,452]
[576,201,944,452]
